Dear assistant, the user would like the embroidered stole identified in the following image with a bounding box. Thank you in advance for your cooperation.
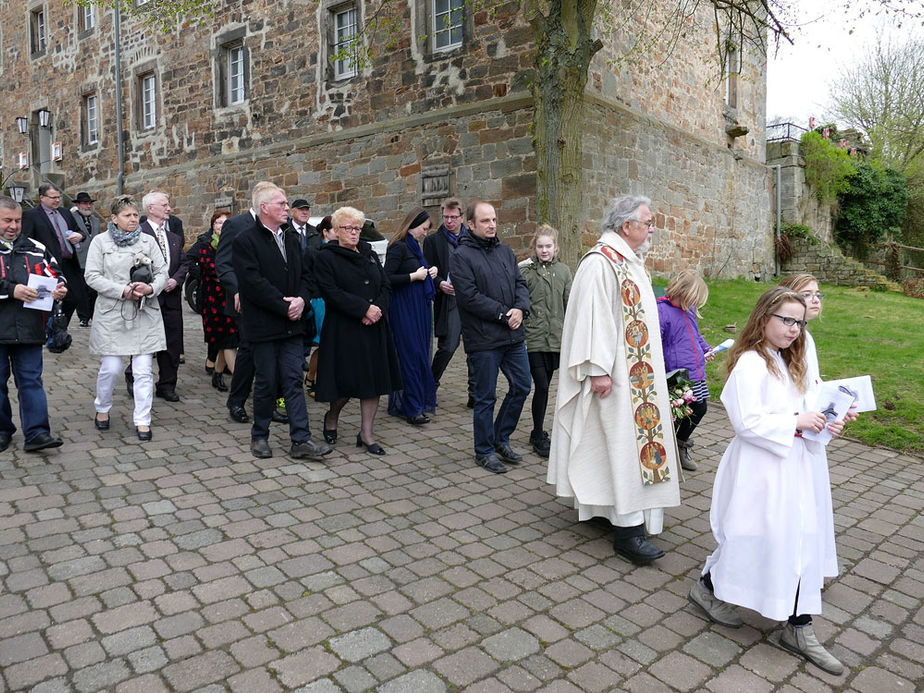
[595,244,672,486]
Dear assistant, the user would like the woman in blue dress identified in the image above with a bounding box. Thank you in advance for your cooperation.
[385,207,438,425]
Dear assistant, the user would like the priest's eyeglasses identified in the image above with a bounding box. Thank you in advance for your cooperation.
[771,314,806,329]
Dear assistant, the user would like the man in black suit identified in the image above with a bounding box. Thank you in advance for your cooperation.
[21,183,87,327]
[215,181,290,425]
[287,198,318,253]
[131,191,188,401]
[423,196,474,405]
[232,183,330,461]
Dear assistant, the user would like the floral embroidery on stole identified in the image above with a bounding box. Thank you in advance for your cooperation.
[596,244,672,485]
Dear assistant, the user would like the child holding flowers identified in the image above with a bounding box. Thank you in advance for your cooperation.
[657,269,713,471]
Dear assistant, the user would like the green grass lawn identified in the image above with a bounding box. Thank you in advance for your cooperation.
[690,280,923,455]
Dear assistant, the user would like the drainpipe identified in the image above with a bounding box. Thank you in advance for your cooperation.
[114,5,125,195]
[771,163,782,276]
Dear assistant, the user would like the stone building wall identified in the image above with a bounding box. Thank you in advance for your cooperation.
[582,97,773,280]
[1,0,769,275]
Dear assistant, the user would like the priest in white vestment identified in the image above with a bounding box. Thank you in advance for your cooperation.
[547,195,681,565]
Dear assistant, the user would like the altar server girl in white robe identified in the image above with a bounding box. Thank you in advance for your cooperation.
[687,287,848,676]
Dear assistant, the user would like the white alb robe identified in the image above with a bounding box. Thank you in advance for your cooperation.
[547,232,681,531]
[703,349,838,621]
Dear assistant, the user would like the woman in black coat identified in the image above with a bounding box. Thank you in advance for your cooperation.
[314,207,402,454]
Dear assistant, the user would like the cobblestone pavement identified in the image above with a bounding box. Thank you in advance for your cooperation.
[1,313,922,692]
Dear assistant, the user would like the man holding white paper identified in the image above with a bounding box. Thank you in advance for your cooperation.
[0,196,67,453]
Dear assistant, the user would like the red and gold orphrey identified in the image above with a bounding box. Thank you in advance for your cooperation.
[598,245,672,485]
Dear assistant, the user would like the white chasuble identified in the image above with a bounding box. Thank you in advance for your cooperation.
[547,232,680,527]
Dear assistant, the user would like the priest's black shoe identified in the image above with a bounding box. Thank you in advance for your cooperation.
[156,389,180,402]
[612,533,665,566]
[229,406,250,423]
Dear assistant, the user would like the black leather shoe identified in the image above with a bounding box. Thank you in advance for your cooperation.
[229,406,250,423]
[355,434,386,455]
[271,409,289,424]
[407,414,430,425]
[290,439,333,459]
[211,373,228,392]
[0,432,11,452]
[94,414,110,431]
[156,390,180,402]
[475,454,508,474]
[251,438,272,458]
[79,318,91,327]
[495,444,523,464]
[612,533,665,565]
[136,427,152,442]
[23,433,63,452]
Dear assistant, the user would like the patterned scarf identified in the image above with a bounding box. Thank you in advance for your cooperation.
[108,221,142,247]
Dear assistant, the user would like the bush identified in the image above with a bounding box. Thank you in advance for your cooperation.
[903,277,924,299]
[835,162,910,257]
[775,223,816,262]
[800,131,857,204]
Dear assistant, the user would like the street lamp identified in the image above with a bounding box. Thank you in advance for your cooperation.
[37,109,51,128]
[9,184,25,203]
[16,117,28,135]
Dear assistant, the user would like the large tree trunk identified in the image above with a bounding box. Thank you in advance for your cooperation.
[531,0,602,267]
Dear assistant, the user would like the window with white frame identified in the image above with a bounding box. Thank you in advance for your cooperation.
[433,0,463,52]
[79,4,95,32]
[140,73,157,130]
[30,6,47,56]
[228,44,245,104]
[332,5,358,80]
[84,93,99,146]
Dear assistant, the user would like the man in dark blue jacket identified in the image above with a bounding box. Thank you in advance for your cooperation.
[231,184,331,461]
[0,197,68,453]
[450,200,531,474]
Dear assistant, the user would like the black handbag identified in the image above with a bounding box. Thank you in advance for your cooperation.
[46,302,72,353]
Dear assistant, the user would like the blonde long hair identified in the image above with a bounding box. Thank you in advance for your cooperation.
[724,287,809,392]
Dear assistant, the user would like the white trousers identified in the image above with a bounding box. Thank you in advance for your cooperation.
[95,354,154,426]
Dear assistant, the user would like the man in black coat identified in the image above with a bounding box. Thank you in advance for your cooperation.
[69,192,102,326]
[423,196,474,403]
[215,181,288,424]
[450,200,531,475]
[231,184,331,461]
[21,183,87,327]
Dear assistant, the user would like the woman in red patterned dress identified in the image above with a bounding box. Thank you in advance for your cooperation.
[196,211,238,391]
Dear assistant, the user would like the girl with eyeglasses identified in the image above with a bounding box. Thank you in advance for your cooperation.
[688,287,848,676]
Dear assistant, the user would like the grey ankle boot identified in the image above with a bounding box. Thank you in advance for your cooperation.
[779,622,844,675]
[677,439,697,471]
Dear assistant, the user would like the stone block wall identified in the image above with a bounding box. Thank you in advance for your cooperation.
[581,96,773,280]
[782,237,899,289]
[766,140,834,243]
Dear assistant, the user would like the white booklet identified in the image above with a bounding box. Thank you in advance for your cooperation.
[24,274,58,312]
[802,375,876,445]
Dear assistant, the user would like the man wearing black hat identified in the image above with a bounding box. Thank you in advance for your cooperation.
[70,192,101,326]
[288,199,318,253]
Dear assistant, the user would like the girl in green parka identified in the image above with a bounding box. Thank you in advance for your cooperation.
[519,225,572,458]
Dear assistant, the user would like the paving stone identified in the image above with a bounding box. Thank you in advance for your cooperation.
[482,627,541,661]
[329,626,392,662]
[378,670,448,693]
[162,650,240,692]
[270,647,341,688]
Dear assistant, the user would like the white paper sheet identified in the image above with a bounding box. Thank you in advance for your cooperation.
[24,274,58,312]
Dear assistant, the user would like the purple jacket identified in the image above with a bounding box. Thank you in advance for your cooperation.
[657,297,711,382]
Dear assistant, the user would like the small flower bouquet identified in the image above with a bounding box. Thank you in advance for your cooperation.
[666,368,696,422]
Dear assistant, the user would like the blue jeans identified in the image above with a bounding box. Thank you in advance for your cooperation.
[0,344,51,441]
[251,337,310,443]
[468,342,531,457]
